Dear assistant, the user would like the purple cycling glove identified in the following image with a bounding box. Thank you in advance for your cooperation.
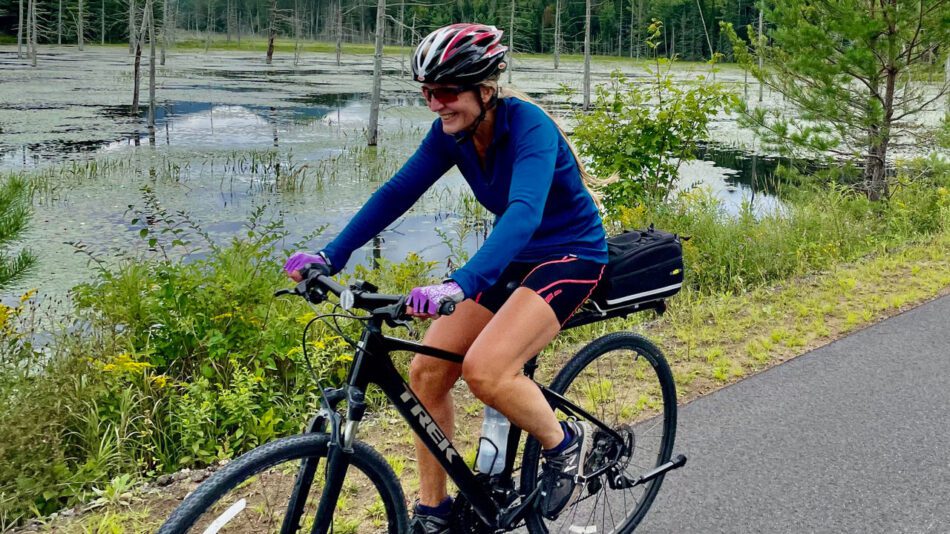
[283,251,332,280]
[406,281,465,317]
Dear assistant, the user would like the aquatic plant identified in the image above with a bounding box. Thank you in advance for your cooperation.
[0,177,36,289]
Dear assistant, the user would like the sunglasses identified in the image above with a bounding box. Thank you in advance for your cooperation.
[421,85,476,104]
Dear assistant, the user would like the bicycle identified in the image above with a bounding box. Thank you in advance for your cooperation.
[159,268,686,534]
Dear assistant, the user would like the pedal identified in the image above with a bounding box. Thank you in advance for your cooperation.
[497,486,541,529]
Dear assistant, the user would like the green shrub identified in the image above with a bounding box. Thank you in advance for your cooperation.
[572,21,737,212]
[0,200,438,526]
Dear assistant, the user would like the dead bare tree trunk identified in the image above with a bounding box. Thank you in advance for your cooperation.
[133,43,143,114]
[553,0,560,69]
[204,0,213,51]
[266,0,277,63]
[132,3,149,114]
[25,0,30,60]
[58,0,62,44]
[583,0,591,110]
[78,0,85,51]
[399,1,405,47]
[628,0,633,58]
[635,0,642,60]
[670,25,674,57]
[148,0,157,133]
[507,0,514,83]
[399,0,405,74]
[335,0,342,65]
[18,0,24,59]
[226,0,231,42]
[160,0,168,64]
[130,0,137,53]
[101,0,105,44]
[28,0,36,66]
[617,0,622,58]
[367,0,385,146]
[694,0,712,60]
[293,0,302,66]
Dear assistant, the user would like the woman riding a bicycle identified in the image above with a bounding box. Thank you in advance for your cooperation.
[285,23,609,534]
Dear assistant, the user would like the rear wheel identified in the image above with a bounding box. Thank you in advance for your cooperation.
[521,332,677,534]
[158,433,408,534]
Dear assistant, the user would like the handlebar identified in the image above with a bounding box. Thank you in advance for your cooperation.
[275,266,456,321]
[438,300,456,316]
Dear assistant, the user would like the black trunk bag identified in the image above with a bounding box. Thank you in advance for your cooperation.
[590,226,684,312]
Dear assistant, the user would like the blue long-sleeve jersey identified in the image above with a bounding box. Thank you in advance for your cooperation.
[322,97,608,298]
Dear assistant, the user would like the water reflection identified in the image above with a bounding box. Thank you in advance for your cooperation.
[698,143,787,196]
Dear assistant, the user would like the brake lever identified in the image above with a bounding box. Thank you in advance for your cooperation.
[385,317,415,334]
[275,281,309,299]
[377,298,414,333]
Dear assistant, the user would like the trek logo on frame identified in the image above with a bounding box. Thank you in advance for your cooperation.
[399,387,461,464]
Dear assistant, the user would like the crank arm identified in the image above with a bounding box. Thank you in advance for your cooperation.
[497,486,542,530]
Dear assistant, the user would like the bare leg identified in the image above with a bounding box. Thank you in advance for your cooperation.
[409,299,493,506]
[462,288,565,450]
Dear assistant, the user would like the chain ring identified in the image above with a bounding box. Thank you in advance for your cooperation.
[450,492,494,534]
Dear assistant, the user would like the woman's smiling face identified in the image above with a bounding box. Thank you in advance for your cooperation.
[422,84,492,135]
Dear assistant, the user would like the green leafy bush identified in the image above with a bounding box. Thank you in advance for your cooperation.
[572,22,737,213]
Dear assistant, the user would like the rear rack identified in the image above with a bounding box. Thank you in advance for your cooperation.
[562,299,667,331]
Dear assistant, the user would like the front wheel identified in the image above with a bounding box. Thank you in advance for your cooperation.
[159,433,408,534]
[521,332,677,534]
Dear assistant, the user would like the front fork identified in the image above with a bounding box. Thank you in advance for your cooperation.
[281,384,367,534]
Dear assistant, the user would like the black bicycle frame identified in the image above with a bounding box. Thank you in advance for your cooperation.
[292,308,637,534]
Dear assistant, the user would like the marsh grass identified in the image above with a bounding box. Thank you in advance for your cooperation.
[434,192,493,270]
[18,143,403,203]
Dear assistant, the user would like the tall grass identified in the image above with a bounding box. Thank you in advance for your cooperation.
[613,165,950,295]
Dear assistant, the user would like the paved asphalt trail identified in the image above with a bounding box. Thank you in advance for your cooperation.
[638,294,950,534]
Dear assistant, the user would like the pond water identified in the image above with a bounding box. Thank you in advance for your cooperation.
[0,45,790,300]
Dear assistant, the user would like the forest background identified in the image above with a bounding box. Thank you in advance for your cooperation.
[0,0,756,62]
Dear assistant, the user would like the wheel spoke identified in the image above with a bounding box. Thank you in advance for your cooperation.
[159,434,406,534]
[524,333,676,534]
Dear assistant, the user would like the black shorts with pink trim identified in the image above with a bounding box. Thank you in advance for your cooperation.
[471,256,607,327]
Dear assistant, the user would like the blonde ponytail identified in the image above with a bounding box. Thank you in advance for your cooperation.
[481,80,609,210]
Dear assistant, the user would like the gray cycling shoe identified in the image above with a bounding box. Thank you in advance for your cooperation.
[410,501,452,534]
[539,420,592,519]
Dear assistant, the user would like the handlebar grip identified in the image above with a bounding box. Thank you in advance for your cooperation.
[438,300,456,316]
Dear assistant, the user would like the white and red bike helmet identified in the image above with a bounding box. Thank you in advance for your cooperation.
[412,23,508,85]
